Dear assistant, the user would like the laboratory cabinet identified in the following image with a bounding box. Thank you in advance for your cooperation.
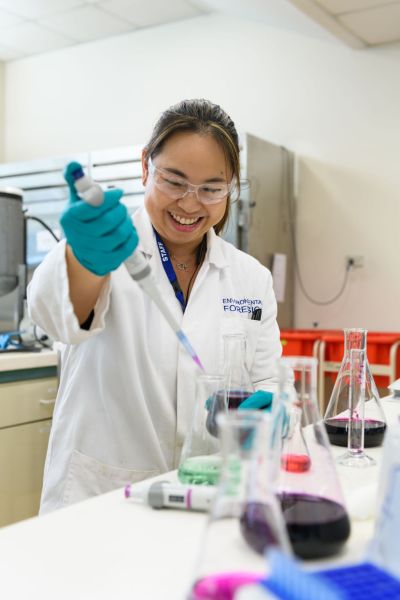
[0,374,56,527]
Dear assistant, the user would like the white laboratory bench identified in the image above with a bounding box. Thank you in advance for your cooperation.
[0,398,399,600]
[0,348,58,372]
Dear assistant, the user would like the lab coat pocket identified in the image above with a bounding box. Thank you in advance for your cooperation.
[63,449,159,505]
[220,315,261,371]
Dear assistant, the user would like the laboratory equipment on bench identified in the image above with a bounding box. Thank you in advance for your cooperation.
[124,480,216,512]
[178,374,225,485]
[324,329,386,447]
[277,357,351,559]
[189,411,290,600]
[70,164,205,372]
[223,333,255,409]
[280,403,311,474]
[336,349,375,468]
[0,187,26,333]
[238,551,400,600]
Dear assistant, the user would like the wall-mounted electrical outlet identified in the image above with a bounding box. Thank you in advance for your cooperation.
[346,255,364,269]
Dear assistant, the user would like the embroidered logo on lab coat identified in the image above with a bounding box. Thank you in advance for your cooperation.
[222,297,263,314]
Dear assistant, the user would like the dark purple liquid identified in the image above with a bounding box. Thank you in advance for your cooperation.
[279,493,350,559]
[206,391,252,438]
[240,502,279,554]
[325,418,386,448]
[226,390,252,410]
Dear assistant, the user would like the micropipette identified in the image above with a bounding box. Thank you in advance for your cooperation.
[124,480,216,512]
[70,165,205,372]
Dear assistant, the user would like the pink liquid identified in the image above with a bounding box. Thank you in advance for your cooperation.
[281,453,311,473]
[191,572,262,600]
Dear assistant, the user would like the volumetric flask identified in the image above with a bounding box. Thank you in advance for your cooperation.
[189,411,290,600]
[223,333,255,409]
[324,329,387,448]
[178,375,226,486]
[337,349,375,468]
[277,357,351,559]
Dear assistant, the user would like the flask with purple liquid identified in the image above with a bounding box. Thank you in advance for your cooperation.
[189,411,290,600]
[277,357,351,559]
[324,328,387,448]
[223,333,255,409]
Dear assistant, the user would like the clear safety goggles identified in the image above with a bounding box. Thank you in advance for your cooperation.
[147,158,235,205]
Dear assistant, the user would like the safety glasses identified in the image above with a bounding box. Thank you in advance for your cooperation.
[147,158,236,205]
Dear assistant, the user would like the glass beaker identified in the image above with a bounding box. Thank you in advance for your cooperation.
[223,333,255,410]
[178,374,226,486]
[337,349,376,468]
[277,357,351,559]
[324,328,387,447]
[189,411,290,600]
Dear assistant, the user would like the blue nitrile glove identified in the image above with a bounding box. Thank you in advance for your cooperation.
[238,390,274,411]
[60,161,138,276]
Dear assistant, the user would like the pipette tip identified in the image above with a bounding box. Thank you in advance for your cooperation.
[193,355,206,372]
[177,330,205,372]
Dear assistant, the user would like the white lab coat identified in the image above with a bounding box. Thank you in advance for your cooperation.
[28,207,282,513]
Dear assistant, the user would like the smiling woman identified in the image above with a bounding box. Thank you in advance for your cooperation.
[27,99,282,513]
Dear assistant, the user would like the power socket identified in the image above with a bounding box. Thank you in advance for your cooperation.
[346,255,364,269]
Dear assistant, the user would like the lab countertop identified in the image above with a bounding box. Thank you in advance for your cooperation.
[0,398,399,600]
[0,348,58,372]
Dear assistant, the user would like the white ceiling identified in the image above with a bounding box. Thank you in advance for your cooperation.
[289,0,400,48]
[0,0,399,62]
[0,0,210,61]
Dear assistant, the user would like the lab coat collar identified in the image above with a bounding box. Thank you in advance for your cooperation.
[133,207,229,270]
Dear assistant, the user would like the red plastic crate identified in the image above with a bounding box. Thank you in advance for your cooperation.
[320,331,400,387]
[280,329,320,358]
[280,329,400,388]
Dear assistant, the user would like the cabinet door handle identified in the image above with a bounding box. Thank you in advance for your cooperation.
[39,398,56,405]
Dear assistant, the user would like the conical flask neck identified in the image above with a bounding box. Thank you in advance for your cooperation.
[223,334,254,406]
[344,328,367,352]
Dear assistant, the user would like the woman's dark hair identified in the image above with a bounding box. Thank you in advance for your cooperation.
[144,99,240,235]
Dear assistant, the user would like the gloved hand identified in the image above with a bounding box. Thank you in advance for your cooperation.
[205,390,274,438]
[60,161,138,276]
[238,390,274,411]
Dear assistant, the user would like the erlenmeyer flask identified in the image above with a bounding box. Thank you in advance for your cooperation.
[337,349,375,468]
[223,333,255,409]
[178,374,226,486]
[324,328,387,447]
[277,357,351,559]
[189,411,290,600]
[281,405,311,474]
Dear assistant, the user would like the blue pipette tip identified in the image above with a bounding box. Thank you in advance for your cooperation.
[177,331,205,372]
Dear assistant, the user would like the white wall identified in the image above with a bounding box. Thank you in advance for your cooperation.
[4,14,400,331]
